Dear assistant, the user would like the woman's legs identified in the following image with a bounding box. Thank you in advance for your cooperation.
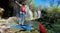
[20,12,25,25]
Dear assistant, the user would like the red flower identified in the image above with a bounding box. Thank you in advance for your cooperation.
[39,23,47,33]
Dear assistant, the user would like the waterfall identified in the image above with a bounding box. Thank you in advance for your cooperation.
[37,10,41,18]
[25,5,33,20]
[13,5,20,17]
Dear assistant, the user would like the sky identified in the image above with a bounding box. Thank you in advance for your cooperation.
[34,0,58,7]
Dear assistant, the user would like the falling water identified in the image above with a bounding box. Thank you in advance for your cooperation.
[13,5,20,17]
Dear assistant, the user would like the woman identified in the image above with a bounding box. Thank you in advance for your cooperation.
[15,1,26,25]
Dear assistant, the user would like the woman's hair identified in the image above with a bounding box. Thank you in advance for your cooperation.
[22,2,26,6]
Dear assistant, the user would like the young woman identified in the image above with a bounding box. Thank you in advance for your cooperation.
[15,1,26,25]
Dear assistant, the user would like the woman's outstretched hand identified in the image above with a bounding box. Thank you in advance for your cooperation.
[15,1,18,3]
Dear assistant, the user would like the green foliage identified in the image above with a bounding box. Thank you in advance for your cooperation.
[26,0,32,5]
[29,0,37,11]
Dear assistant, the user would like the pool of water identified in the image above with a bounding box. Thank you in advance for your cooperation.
[10,24,34,31]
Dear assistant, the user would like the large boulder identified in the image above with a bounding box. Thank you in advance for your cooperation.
[0,8,4,16]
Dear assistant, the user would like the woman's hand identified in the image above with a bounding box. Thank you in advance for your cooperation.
[15,1,18,3]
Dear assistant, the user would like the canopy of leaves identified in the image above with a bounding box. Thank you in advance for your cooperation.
[30,0,37,11]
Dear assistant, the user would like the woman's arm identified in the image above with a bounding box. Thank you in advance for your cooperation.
[15,1,22,6]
